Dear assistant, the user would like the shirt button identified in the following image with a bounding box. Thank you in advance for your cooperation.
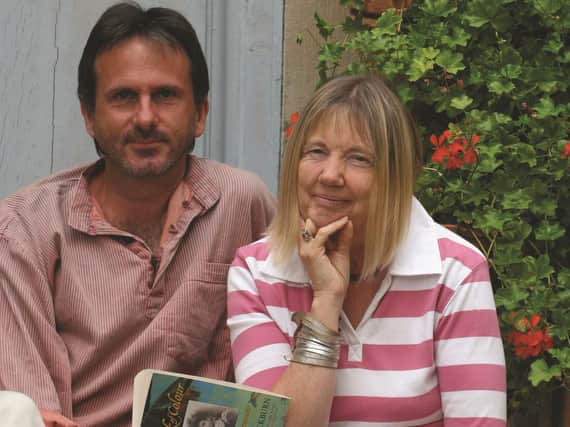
[169,224,177,233]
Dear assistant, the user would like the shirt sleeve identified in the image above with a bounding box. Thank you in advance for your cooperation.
[0,234,72,416]
[434,259,507,426]
[226,248,291,391]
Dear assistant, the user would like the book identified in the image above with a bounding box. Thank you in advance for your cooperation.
[132,369,289,427]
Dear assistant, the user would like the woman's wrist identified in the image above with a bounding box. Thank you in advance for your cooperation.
[310,294,343,331]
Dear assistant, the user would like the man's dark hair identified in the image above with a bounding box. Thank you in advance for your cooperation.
[78,1,209,113]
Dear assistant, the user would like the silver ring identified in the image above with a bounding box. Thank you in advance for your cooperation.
[301,228,313,242]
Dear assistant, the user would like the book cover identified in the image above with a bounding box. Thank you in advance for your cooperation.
[132,369,289,427]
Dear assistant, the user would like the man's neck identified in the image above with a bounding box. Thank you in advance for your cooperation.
[89,158,188,253]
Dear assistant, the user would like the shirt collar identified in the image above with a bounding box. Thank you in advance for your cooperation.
[260,197,442,282]
[68,155,221,234]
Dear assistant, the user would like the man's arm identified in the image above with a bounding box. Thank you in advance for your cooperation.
[0,234,73,418]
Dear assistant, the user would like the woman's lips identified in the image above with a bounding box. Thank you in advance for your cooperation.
[313,194,350,208]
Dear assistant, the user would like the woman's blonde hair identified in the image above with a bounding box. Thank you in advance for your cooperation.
[267,74,422,278]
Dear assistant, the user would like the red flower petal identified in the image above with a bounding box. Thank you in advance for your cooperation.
[471,134,480,145]
[562,142,570,159]
[290,111,300,124]
[432,147,450,163]
[450,140,464,155]
[531,314,541,327]
[464,149,477,164]
[446,156,463,170]
[430,134,439,147]
[439,130,451,145]
[285,126,293,138]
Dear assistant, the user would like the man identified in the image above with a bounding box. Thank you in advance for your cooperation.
[0,3,275,426]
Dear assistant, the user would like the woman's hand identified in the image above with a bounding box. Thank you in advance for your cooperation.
[298,216,353,328]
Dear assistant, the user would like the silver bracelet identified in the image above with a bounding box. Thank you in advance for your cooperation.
[289,312,342,368]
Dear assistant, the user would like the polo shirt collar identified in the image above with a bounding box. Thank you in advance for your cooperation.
[260,197,442,283]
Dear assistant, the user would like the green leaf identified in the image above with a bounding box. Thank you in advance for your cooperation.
[500,64,522,80]
[477,143,503,173]
[374,9,402,34]
[510,143,537,167]
[296,33,304,45]
[420,0,458,17]
[502,190,533,210]
[495,285,528,309]
[406,58,435,81]
[478,209,510,233]
[535,221,566,241]
[558,269,570,287]
[421,47,440,60]
[529,359,561,386]
[449,95,473,110]
[532,0,562,14]
[488,80,515,95]
[436,50,465,74]
[463,1,500,27]
[493,243,523,267]
[441,27,471,48]
[314,13,334,40]
[538,81,558,93]
[528,255,555,280]
[549,347,570,367]
[317,42,344,66]
[534,97,562,118]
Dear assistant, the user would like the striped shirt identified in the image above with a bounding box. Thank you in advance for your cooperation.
[227,198,506,426]
[0,155,275,427]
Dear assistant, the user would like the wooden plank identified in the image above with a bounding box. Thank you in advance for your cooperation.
[0,1,57,197]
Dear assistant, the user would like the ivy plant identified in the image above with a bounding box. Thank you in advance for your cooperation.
[307,0,570,418]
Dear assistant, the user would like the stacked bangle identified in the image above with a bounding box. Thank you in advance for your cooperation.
[289,312,342,369]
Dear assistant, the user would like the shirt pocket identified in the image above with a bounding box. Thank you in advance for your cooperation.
[158,262,230,369]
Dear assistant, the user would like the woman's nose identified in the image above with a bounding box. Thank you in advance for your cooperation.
[318,156,345,186]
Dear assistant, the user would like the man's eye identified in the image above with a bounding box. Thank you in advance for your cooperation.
[154,88,177,100]
[112,90,136,101]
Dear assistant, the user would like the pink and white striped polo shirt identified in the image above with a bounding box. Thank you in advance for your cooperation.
[227,198,506,426]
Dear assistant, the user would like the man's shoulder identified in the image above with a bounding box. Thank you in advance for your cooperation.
[190,156,274,200]
[0,164,89,231]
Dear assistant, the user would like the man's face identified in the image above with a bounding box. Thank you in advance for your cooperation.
[81,37,208,178]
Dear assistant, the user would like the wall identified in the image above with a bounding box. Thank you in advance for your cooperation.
[281,0,346,124]
[0,0,283,197]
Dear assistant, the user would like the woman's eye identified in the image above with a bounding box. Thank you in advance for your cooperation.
[348,154,374,167]
[304,147,326,158]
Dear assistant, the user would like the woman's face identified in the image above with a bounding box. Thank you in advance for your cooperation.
[297,113,375,243]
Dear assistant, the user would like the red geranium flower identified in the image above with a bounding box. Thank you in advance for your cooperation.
[446,156,463,170]
[507,314,553,360]
[562,142,570,159]
[285,112,299,138]
[432,146,450,163]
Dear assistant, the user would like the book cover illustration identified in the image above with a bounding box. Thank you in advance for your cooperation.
[135,370,289,427]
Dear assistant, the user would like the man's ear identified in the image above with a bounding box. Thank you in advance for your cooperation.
[193,98,209,138]
[80,102,96,139]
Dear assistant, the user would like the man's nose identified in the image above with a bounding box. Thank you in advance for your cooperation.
[134,96,158,129]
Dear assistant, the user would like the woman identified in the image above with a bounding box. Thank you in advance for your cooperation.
[227,74,506,426]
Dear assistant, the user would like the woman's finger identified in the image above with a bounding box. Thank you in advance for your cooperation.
[312,216,349,246]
